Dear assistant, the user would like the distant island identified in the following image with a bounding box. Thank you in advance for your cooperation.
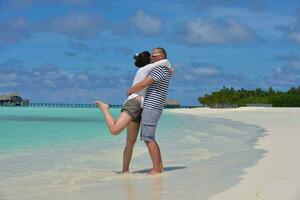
[198,86,300,108]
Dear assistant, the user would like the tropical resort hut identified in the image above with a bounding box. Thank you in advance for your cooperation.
[164,99,181,108]
[0,93,29,106]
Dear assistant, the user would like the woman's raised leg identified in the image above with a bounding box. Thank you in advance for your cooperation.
[95,100,132,135]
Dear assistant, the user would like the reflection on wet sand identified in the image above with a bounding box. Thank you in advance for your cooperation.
[123,173,164,200]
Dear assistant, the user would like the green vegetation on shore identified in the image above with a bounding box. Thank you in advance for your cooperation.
[198,86,300,107]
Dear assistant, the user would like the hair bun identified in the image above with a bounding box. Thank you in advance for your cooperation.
[134,51,151,68]
[133,53,139,59]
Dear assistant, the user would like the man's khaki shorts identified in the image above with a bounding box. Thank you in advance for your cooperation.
[121,98,142,123]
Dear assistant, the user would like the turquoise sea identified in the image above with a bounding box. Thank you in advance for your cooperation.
[0,107,266,200]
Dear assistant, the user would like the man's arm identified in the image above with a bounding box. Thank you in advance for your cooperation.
[127,77,155,96]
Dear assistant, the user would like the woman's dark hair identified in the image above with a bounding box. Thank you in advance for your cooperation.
[133,51,151,68]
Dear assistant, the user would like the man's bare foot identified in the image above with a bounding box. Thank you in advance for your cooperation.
[160,162,164,172]
[121,170,131,174]
[95,100,109,111]
[148,168,161,175]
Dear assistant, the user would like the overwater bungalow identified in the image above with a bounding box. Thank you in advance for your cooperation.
[164,99,181,108]
[0,93,29,106]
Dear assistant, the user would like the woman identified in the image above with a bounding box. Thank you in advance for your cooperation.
[95,51,172,172]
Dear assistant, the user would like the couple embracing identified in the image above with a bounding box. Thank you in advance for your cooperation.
[95,47,173,175]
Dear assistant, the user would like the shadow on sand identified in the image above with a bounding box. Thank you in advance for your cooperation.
[132,166,186,174]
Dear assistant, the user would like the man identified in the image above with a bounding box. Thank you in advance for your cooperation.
[127,47,172,174]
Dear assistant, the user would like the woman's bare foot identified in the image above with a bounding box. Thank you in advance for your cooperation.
[95,100,109,111]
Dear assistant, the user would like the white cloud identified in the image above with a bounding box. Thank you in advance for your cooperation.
[132,10,163,36]
[186,0,239,10]
[2,0,91,10]
[76,74,88,81]
[289,61,300,71]
[191,66,220,76]
[279,10,300,46]
[0,16,31,44]
[173,62,252,87]
[175,18,257,46]
[0,63,133,103]
[265,53,300,88]
[3,0,33,9]
[274,52,299,61]
[38,13,105,39]
[0,73,19,87]
[0,13,105,44]
[287,32,300,45]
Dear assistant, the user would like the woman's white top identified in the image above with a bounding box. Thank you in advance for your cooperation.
[125,59,171,107]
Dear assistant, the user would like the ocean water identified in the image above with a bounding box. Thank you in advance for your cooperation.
[0,107,266,200]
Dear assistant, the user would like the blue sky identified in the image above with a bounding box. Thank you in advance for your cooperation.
[1,0,300,105]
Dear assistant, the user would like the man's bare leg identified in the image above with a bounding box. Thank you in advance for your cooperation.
[145,140,163,175]
[95,100,132,135]
[122,121,140,173]
[158,145,164,172]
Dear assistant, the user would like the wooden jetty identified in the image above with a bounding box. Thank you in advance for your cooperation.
[29,103,122,108]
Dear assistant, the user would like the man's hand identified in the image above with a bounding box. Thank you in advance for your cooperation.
[127,87,134,96]
[127,77,155,96]
[169,68,174,76]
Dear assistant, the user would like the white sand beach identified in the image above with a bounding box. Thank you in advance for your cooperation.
[169,107,300,200]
